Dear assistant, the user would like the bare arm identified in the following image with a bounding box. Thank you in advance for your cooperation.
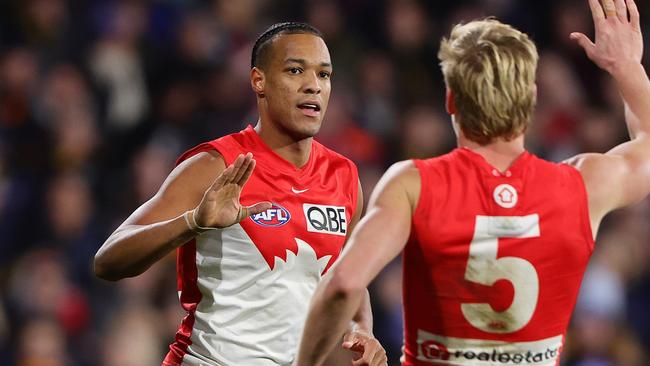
[347,182,374,334]
[297,161,420,366]
[94,152,270,280]
[322,182,385,365]
[568,0,650,231]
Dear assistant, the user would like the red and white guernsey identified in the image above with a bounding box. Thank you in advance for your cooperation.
[403,148,594,366]
[163,126,359,366]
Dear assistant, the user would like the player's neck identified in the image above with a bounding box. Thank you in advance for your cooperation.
[458,134,526,173]
[254,121,312,168]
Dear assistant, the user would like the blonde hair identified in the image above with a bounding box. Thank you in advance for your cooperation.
[438,18,538,145]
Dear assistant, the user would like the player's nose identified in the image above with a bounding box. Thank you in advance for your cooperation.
[301,71,321,95]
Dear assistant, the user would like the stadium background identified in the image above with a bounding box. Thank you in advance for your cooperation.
[0,0,648,365]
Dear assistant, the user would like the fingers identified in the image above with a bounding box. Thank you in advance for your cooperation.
[236,206,246,223]
[342,340,364,353]
[627,0,640,30]
[349,339,387,366]
[342,330,358,345]
[210,155,242,191]
[211,153,255,191]
[602,0,618,19]
[237,158,256,186]
[570,32,596,56]
[231,153,253,184]
[243,202,273,217]
[614,0,627,21]
[366,349,388,366]
[210,164,234,191]
[342,334,387,366]
[588,0,606,21]
[342,330,366,352]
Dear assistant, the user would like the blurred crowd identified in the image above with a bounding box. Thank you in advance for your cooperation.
[0,0,648,365]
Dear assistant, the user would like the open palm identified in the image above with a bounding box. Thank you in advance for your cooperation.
[571,0,643,74]
[194,153,271,229]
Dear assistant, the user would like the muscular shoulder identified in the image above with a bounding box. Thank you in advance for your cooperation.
[162,150,225,201]
[121,150,226,226]
[566,152,631,178]
[564,153,627,221]
[374,160,421,213]
[387,160,421,182]
[411,151,463,180]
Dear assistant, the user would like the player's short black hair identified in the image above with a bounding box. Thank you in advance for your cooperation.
[251,22,324,69]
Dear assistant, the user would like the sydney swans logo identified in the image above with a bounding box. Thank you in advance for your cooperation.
[241,203,342,273]
[270,238,332,278]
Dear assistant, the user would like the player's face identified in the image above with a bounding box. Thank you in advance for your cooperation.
[260,34,332,139]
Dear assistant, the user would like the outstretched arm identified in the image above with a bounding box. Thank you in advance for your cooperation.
[296,161,420,366]
[568,0,650,230]
[94,152,270,280]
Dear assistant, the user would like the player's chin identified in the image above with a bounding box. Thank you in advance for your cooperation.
[294,118,323,138]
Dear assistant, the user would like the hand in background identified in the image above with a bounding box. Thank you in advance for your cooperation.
[342,330,388,366]
[570,0,643,75]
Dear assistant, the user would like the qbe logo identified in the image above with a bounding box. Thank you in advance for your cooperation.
[250,203,291,227]
[303,204,347,236]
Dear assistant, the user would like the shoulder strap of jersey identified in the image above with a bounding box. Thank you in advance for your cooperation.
[559,163,595,252]
[176,135,242,167]
[412,158,439,219]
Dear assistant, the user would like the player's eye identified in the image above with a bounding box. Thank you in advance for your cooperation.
[287,67,303,74]
[319,71,331,79]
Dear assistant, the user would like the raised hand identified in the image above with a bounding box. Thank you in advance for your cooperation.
[191,153,271,230]
[570,0,643,74]
[341,330,387,366]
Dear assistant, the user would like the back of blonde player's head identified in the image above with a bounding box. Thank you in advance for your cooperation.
[438,19,538,145]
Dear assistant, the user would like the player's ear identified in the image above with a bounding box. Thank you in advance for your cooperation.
[532,83,537,101]
[251,67,265,97]
[445,88,456,115]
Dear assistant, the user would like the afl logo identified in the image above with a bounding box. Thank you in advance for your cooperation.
[250,204,291,227]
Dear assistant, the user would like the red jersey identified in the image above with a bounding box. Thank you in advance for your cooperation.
[403,148,594,366]
[164,126,359,366]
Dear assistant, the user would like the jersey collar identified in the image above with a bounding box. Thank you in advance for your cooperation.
[456,147,532,177]
[243,125,317,177]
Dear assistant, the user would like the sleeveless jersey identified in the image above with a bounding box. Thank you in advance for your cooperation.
[403,148,594,366]
[163,126,359,366]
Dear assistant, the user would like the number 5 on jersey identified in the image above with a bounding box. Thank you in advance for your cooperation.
[462,215,540,334]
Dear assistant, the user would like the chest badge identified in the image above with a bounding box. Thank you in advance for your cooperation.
[250,203,291,227]
[493,184,518,208]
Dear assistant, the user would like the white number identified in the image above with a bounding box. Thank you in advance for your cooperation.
[461,215,540,334]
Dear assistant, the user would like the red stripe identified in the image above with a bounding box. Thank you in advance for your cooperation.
[163,142,215,365]
[163,239,202,365]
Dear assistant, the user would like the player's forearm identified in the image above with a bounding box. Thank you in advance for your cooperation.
[351,289,373,333]
[296,275,366,366]
[94,213,198,280]
[612,62,650,138]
